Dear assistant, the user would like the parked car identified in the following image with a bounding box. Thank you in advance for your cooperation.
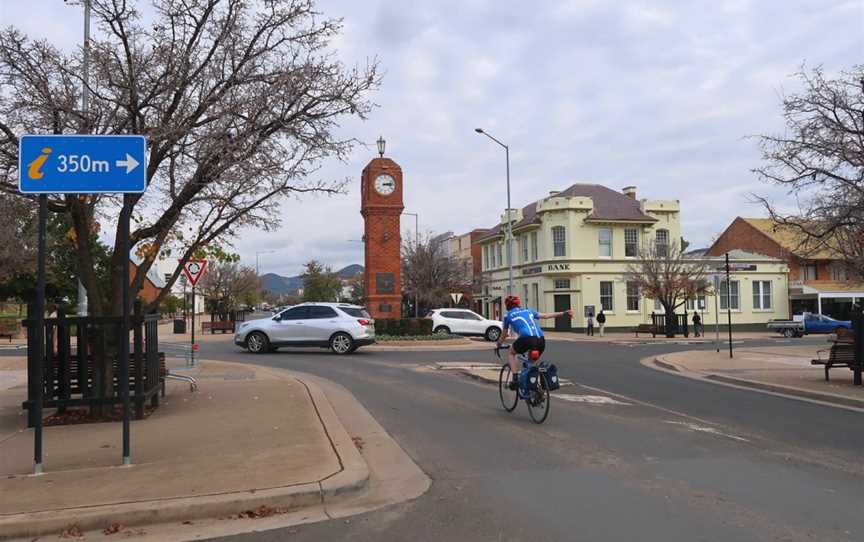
[767,313,852,338]
[426,308,502,341]
[235,303,375,354]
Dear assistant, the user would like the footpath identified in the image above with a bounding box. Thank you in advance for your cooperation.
[0,356,429,541]
[646,342,864,410]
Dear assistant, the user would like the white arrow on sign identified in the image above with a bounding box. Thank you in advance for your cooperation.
[450,292,463,305]
[115,153,140,174]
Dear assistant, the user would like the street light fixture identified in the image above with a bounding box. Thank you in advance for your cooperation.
[377,136,386,157]
[403,211,420,317]
[474,127,513,296]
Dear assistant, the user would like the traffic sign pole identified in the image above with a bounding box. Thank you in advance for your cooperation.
[120,194,131,465]
[33,194,47,475]
[726,253,733,359]
[191,284,196,361]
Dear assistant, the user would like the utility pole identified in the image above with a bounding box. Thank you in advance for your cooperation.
[726,253,733,358]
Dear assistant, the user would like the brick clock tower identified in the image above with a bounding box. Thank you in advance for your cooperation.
[361,138,404,319]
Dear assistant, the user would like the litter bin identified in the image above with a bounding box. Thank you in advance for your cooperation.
[173,318,187,334]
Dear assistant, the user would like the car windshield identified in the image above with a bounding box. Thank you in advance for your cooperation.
[340,307,371,318]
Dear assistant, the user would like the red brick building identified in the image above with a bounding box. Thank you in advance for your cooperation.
[707,217,862,317]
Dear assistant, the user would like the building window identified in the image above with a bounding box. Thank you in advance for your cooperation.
[752,281,772,310]
[523,284,529,307]
[554,279,570,289]
[600,281,614,311]
[654,299,663,311]
[803,262,817,281]
[531,232,538,261]
[552,226,566,257]
[532,283,539,310]
[626,282,639,311]
[625,228,638,258]
[521,235,528,263]
[496,243,503,268]
[483,246,489,270]
[830,263,848,281]
[686,296,706,311]
[598,228,612,257]
[719,280,740,311]
[655,229,669,258]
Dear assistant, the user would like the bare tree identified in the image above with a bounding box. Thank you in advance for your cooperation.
[198,262,261,313]
[752,65,864,277]
[402,233,467,310]
[0,0,380,318]
[0,192,37,283]
[626,241,710,337]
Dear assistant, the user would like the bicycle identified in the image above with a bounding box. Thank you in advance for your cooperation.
[495,344,552,424]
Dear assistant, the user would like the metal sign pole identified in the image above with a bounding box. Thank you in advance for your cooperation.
[33,194,47,475]
[120,194,131,465]
[714,275,720,353]
[191,284,196,362]
[726,253,733,358]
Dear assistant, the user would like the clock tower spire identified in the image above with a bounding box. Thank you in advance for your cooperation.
[360,137,404,319]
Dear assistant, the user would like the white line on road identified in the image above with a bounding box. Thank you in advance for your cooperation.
[556,394,630,405]
[664,421,750,442]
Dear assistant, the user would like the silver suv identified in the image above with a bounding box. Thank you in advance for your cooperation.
[234,303,375,355]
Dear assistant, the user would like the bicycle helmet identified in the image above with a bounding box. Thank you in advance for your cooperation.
[504,295,521,310]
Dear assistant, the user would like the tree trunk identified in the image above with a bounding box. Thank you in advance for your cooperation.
[665,307,678,338]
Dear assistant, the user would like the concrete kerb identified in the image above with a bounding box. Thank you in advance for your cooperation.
[0,360,370,541]
[644,354,864,412]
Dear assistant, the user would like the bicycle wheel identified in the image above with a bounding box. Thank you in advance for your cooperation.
[526,373,551,424]
[498,364,518,412]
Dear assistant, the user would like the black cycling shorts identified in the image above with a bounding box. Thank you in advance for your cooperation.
[513,336,546,356]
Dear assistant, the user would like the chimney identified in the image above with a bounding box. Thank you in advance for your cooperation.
[622,186,636,199]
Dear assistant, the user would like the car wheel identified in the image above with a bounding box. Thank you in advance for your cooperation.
[485,326,502,342]
[246,331,269,354]
[783,328,795,338]
[434,326,451,335]
[330,332,354,355]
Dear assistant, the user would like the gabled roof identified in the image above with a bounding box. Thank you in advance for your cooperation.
[476,184,657,242]
[740,218,838,259]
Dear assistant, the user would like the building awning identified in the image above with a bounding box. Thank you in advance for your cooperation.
[790,281,864,299]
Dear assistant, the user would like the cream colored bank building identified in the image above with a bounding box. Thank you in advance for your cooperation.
[475,184,790,331]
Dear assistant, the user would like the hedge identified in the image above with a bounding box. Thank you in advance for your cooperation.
[374,318,433,336]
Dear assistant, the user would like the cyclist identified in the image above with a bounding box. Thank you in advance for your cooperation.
[498,295,573,396]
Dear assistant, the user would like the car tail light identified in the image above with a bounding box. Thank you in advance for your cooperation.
[357,319,372,326]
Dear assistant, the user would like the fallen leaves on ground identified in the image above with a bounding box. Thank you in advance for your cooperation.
[60,524,84,539]
[351,436,365,451]
[102,523,124,535]
[237,505,289,519]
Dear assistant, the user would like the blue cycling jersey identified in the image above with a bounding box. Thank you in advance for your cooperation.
[502,308,544,338]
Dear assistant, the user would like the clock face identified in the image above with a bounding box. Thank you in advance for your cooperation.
[374,174,396,196]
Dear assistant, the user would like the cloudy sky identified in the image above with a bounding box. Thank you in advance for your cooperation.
[3,0,862,277]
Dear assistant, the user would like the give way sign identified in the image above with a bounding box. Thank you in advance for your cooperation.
[182,260,208,286]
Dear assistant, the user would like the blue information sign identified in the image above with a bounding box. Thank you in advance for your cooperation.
[18,134,147,194]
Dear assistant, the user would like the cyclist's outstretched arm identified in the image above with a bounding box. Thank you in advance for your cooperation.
[537,309,573,320]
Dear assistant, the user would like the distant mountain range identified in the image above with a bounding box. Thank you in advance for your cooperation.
[261,264,363,295]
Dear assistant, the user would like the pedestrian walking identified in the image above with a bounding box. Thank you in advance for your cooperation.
[693,312,702,337]
[597,309,606,337]
[586,313,595,336]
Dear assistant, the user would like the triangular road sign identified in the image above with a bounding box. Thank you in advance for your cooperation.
[450,292,463,305]
[182,259,208,286]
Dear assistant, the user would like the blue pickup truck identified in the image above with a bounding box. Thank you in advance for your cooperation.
[767,314,853,338]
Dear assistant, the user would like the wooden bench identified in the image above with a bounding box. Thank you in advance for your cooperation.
[0,319,18,342]
[202,320,235,334]
[811,343,858,381]
[633,323,657,338]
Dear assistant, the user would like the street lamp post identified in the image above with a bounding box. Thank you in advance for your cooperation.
[255,250,275,276]
[403,212,420,317]
[475,128,513,296]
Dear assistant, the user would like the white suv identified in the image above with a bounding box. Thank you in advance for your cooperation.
[235,303,375,355]
[426,309,502,341]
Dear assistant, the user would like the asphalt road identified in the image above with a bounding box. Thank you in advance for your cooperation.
[196,336,862,542]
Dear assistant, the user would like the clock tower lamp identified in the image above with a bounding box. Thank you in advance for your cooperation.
[361,137,404,319]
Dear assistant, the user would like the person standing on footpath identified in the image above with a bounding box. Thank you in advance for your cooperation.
[586,313,595,336]
[597,309,606,337]
[693,311,702,337]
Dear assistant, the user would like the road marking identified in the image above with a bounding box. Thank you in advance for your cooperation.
[664,421,750,442]
[556,394,630,405]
